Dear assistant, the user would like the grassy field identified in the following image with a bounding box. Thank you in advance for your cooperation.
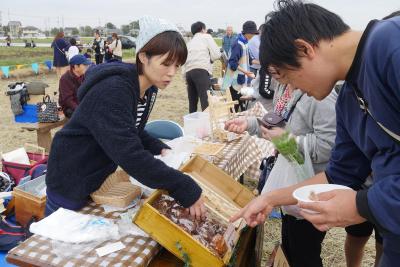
[0,46,135,67]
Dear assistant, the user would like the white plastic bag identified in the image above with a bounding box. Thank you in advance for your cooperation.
[262,139,314,218]
[30,208,120,243]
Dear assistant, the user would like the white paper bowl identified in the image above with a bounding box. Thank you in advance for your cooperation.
[292,184,352,214]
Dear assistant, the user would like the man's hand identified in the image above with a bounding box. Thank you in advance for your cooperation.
[224,117,248,134]
[187,196,207,221]
[230,194,274,227]
[299,189,366,231]
[260,126,286,141]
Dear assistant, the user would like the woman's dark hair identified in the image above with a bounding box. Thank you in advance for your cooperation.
[191,21,206,35]
[383,10,400,20]
[136,31,188,75]
[112,33,119,39]
[260,0,350,71]
[70,38,76,46]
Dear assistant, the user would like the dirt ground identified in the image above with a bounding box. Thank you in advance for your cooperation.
[0,65,376,266]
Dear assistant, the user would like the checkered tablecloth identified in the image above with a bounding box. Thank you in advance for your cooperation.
[239,102,275,180]
[212,134,262,180]
[8,202,160,267]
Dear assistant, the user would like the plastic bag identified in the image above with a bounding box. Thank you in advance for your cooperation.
[262,138,314,218]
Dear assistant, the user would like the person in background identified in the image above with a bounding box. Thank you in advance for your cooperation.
[247,24,263,84]
[51,31,70,78]
[222,21,258,112]
[92,30,105,64]
[226,82,337,267]
[206,28,213,35]
[222,26,236,57]
[104,40,113,62]
[6,35,11,47]
[109,33,123,61]
[45,16,205,221]
[31,39,36,48]
[83,48,93,59]
[183,21,221,112]
[58,54,91,118]
[67,38,79,61]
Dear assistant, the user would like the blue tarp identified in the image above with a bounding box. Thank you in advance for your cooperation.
[14,104,38,123]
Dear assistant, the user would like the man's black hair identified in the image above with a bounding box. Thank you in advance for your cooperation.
[260,0,350,71]
[191,21,206,35]
[383,10,400,20]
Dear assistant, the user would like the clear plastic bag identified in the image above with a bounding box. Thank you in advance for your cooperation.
[262,139,315,218]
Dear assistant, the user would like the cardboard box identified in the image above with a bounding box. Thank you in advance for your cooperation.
[13,175,46,227]
[134,155,255,267]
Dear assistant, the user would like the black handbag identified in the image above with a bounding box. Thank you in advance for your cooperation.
[36,95,59,123]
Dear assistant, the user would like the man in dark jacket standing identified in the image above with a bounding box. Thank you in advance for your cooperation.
[58,55,91,118]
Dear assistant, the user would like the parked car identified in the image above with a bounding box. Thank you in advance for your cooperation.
[106,35,136,49]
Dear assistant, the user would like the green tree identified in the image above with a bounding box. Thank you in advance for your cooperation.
[129,20,139,30]
[121,24,130,35]
[105,22,116,29]
[72,28,79,35]
[50,27,62,37]
[83,26,93,36]
[3,25,10,35]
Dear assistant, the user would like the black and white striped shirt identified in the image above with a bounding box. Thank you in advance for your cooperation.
[136,95,147,127]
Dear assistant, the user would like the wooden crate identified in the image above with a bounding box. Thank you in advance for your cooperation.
[134,156,255,267]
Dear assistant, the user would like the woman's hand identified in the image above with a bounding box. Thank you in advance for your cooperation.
[187,196,207,221]
[224,117,248,134]
[260,126,286,141]
[161,149,171,156]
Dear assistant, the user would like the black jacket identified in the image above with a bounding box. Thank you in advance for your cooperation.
[46,62,202,209]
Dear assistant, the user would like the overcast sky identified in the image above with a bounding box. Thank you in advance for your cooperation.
[1,0,399,32]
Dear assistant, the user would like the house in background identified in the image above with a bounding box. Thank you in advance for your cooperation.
[8,21,22,37]
[21,26,41,38]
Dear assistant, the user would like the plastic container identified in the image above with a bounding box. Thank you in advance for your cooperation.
[183,112,211,138]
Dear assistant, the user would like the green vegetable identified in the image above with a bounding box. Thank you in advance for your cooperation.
[271,132,304,164]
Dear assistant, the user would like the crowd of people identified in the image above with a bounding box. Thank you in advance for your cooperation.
[36,1,400,266]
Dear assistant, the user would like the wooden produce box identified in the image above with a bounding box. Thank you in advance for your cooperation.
[134,155,255,267]
[13,175,47,227]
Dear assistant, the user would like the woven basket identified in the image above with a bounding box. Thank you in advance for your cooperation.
[91,170,142,208]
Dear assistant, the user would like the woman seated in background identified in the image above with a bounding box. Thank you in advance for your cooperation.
[45,16,205,220]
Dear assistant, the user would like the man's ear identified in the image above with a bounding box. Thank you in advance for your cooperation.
[294,39,316,59]
[137,52,148,65]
